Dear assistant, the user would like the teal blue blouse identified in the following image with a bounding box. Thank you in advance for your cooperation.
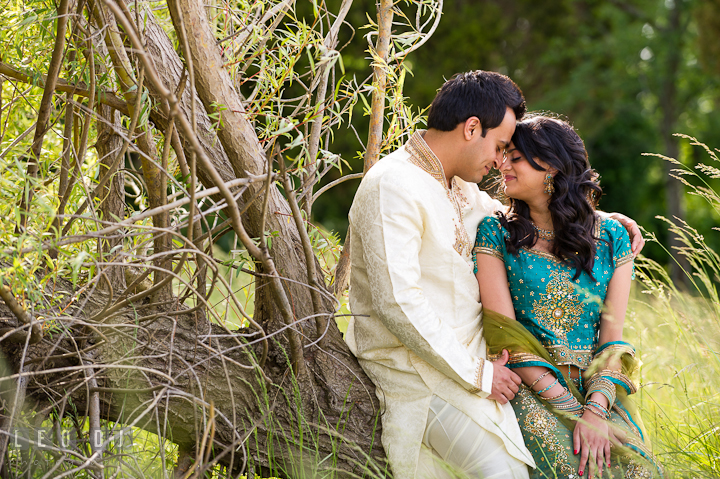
[474,215,634,370]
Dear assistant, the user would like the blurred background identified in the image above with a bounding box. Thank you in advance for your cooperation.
[311,0,720,283]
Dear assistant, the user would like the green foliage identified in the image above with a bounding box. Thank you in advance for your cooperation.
[315,0,720,258]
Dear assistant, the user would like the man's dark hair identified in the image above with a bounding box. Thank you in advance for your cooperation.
[426,70,526,136]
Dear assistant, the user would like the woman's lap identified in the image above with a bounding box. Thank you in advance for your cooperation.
[512,387,660,479]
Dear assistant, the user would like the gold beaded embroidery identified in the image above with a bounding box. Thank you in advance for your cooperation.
[516,387,574,476]
[406,131,471,258]
[616,252,634,267]
[547,345,593,368]
[473,246,504,261]
[626,459,655,478]
[533,269,585,338]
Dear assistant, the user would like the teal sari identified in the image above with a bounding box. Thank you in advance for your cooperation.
[475,216,662,478]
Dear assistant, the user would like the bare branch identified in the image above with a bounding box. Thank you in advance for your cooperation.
[0,284,42,344]
[0,61,129,115]
[363,0,394,172]
[17,0,71,230]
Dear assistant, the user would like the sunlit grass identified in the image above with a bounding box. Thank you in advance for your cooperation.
[626,136,720,478]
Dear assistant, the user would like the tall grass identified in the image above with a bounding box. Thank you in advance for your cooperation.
[627,135,720,478]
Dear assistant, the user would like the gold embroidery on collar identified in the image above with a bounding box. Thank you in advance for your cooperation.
[405,131,472,258]
[406,131,447,187]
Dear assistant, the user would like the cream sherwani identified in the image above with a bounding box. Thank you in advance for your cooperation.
[346,132,535,478]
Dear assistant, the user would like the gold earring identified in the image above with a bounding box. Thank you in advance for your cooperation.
[544,173,555,195]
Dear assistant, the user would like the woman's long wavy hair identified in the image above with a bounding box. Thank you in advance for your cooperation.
[498,115,603,280]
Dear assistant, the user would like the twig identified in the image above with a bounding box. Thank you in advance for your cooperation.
[17,0,71,230]
[0,284,42,344]
[0,61,129,115]
[303,0,354,209]
[277,150,328,345]
[311,172,363,203]
[387,0,443,63]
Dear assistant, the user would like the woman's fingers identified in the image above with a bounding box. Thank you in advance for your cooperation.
[596,445,604,477]
[573,426,580,456]
[605,441,612,469]
[578,435,590,476]
[609,423,627,446]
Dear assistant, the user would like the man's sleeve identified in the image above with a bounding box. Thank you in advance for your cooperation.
[354,177,493,396]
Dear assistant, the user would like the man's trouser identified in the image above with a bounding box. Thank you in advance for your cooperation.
[417,395,530,479]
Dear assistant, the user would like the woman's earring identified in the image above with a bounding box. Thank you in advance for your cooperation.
[544,174,555,195]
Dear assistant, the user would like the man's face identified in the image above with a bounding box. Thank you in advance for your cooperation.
[458,107,516,183]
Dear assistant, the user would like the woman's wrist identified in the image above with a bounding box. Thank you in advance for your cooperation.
[583,400,610,420]
[588,391,609,409]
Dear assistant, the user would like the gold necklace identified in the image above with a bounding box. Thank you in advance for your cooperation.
[532,222,555,241]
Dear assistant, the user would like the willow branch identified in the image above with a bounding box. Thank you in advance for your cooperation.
[312,172,363,204]
[278,152,327,344]
[387,0,443,63]
[164,0,304,374]
[303,0,354,209]
[0,284,42,344]
[0,61,129,115]
[362,0,394,172]
[102,0,282,365]
[17,0,71,230]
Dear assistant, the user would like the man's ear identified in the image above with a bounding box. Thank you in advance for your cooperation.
[463,117,481,141]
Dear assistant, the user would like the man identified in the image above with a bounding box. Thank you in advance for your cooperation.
[345,71,642,478]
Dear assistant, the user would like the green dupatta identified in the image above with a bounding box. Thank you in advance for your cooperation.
[483,308,645,439]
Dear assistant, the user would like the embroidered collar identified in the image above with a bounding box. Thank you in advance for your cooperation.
[406,130,449,189]
[405,130,472,258]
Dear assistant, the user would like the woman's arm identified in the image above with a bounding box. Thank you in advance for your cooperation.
[476,254,567,396]
[599,261,634,346]
[475,254,516,319]
[574,260,634,477]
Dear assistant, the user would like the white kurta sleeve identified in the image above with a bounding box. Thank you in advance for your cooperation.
[354,176,492,396]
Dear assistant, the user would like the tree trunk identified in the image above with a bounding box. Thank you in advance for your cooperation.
[0,275,383,476]
[0,0,386,474]
[659,0,690,286]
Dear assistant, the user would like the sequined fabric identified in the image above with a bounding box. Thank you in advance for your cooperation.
[474,215,634,370]
[513,387,660,478]
[474,216,662,478]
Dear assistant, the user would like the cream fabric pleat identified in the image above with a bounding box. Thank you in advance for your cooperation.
[418,396,531,479]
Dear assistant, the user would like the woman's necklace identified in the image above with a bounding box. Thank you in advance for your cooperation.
[531,222,555,241]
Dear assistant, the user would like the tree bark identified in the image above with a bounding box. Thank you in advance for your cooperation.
[0,276,384,476]
[1,0,390,475]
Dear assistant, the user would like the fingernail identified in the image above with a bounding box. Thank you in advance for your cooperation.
[574,449,578,454]
[579,471,583,476]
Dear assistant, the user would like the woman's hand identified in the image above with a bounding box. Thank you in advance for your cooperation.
[573,410,611,477]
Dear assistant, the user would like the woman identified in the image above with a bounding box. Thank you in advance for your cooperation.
[473,116,661,478]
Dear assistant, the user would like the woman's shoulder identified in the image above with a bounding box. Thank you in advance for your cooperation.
[596,216,634,266]
[477,214,507,237]
[479,214,503,229]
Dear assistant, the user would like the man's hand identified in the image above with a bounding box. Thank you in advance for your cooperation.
[487,349,521,404]
[607,212,645,256]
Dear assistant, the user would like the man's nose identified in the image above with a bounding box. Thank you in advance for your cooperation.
[493,152,507,170]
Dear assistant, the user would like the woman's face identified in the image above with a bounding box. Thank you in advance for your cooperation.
[499,142,554,204]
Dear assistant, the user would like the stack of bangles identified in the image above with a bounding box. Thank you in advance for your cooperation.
[535,383,584,417]
[583,400,610,420]
[585,374,617,408]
